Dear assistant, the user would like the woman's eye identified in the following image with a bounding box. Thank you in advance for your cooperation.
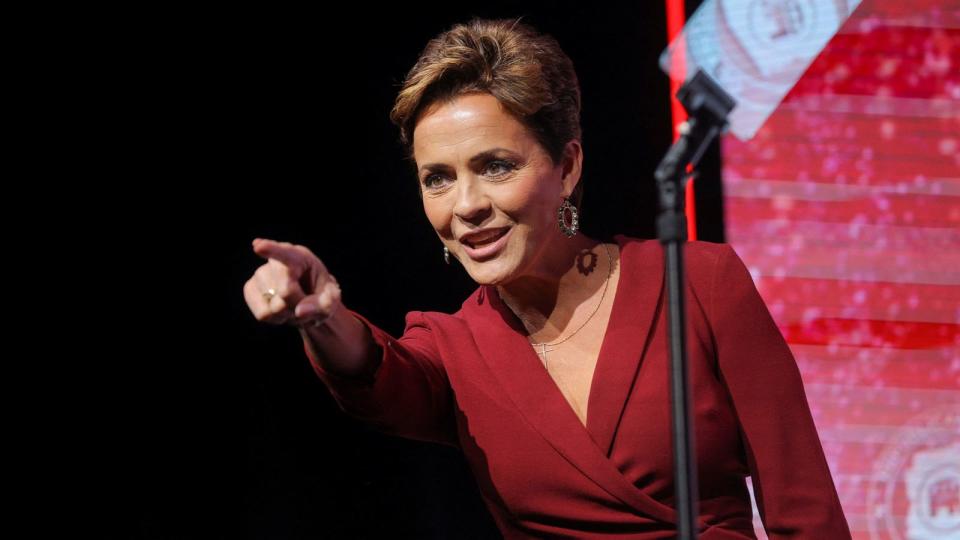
[485,160,516,177]
[422,174,448,189]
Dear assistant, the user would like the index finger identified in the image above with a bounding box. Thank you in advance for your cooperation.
[252,238,307,268]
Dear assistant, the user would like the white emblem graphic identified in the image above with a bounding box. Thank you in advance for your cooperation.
[867,407,960,540]
[660,0,863,139]
[905,443,960,539]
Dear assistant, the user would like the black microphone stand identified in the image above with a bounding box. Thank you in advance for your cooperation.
[654,70,736,540]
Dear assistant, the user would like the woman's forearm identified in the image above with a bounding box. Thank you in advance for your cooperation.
[297,302,380,379]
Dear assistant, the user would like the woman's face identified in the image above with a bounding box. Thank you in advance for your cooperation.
[413,92,582,285]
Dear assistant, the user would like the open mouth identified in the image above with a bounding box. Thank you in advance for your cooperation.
[464,227,510,249]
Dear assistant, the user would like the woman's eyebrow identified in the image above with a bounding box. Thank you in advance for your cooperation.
[468,148,518,166]
[418,147,516,172]
[419,148,518,174]
[419,162,451,175]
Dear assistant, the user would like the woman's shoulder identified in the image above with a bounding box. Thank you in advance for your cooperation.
[401,306,470,327]
[686,239,739,271]
[396,295,479,331]
[612,233,748,293]
[612,233,737,267]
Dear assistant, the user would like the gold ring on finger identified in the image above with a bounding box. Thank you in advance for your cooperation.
[262,288,277,303]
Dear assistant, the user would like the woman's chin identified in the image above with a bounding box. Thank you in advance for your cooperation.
[463,260,513,286]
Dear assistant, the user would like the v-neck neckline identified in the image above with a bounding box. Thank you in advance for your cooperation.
[490,236,628,436]
[464,235,674,521]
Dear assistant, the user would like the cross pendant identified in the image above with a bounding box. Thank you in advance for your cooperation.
[534,343,555,362]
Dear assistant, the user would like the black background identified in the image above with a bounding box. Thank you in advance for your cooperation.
[93,2,722,537]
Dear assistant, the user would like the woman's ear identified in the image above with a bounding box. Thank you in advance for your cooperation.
[559,139,583,199]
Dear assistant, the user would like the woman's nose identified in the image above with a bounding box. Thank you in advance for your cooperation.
[453,177,491,223]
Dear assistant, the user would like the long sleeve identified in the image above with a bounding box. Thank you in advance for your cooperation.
[708,245,850,538]
[303,308,459,448]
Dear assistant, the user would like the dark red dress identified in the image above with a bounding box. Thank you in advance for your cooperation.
[305,235,851,538]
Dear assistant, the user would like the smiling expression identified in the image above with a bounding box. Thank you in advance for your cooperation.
[413,93,582,285]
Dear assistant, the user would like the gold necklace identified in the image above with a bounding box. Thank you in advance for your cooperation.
[500,242,614,364]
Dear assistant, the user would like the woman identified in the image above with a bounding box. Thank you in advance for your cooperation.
[243,18,850,538]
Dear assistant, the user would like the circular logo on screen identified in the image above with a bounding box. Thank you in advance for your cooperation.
[717,0,838,83]
[866,406,960,540]
[747,0,818,56]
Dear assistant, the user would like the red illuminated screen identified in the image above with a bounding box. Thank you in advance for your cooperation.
[720,1,960,538]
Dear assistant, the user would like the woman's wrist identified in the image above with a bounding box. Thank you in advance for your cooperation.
[297,302,377,378]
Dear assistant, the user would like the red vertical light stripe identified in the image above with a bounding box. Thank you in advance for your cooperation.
[666,0,688,134]
[665,0,698,240]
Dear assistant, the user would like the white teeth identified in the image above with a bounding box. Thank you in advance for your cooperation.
[468,228,506,246]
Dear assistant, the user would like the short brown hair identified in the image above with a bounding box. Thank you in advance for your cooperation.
[390,18,584,207]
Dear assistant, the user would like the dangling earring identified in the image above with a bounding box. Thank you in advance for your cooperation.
[443,245,451,264]
[557,197,579,237]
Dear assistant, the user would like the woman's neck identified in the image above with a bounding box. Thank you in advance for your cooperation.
[495,234,609,333]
